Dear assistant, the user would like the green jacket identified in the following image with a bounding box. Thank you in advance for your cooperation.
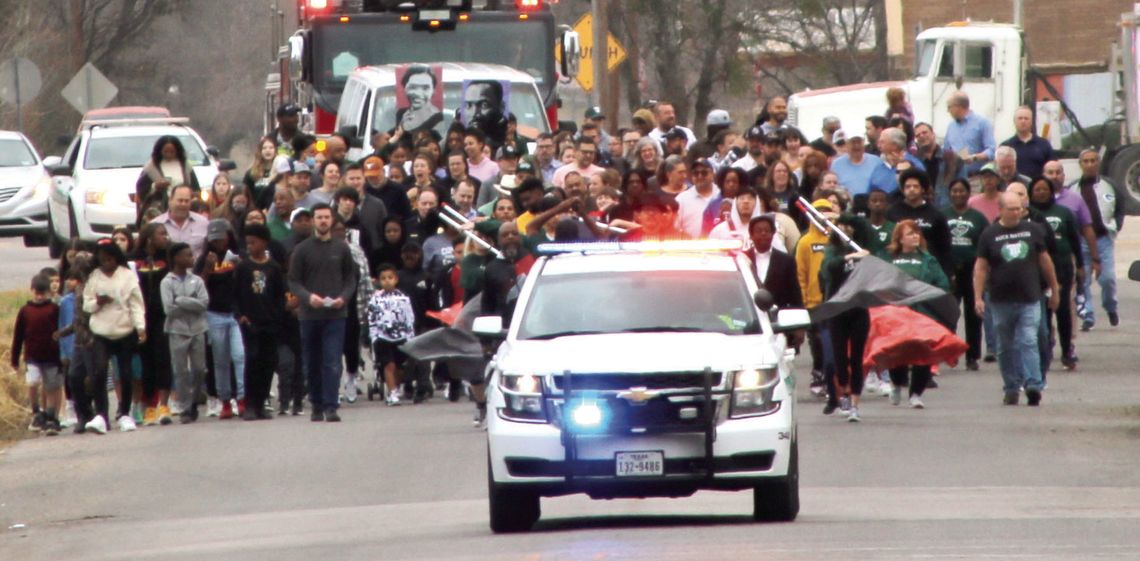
[891,250,950,290]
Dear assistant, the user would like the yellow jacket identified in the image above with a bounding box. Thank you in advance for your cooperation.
[794,226,830,309]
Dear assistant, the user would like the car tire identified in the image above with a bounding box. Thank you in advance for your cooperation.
[47,211,63,259]
[487,453,540,533]
[752,439,799,522]
[23,233,48,248]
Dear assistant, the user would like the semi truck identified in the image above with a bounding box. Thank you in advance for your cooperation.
[788,7,1140,195]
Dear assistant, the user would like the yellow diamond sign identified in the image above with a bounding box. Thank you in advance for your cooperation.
[555,13,627,92]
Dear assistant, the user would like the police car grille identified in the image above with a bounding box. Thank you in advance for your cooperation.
[550,372,722,392]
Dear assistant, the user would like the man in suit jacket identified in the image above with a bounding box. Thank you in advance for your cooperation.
[745,214,802,310]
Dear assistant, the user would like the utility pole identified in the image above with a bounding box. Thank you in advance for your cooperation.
[1012,0,1023,27]
[603,0,621,135]
[592,0,608,110]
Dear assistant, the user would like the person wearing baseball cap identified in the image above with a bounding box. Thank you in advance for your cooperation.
[830,128,897,203]
[273,103,302,156]
[732,126,767,174]
[706,109,732,141]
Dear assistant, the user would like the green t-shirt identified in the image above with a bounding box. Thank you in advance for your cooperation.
[1035,203,1079,265]
[866,220,895,259]
[942,207,989,267]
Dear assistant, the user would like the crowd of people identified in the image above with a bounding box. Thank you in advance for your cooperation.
[10,87,1125,435]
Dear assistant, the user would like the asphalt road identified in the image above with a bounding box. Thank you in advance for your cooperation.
[3,233,1140,560]
[0,238,56,292]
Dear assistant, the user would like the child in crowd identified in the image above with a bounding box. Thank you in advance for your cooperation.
[235,224,286,420]
[160,243,210,423]
[367,264,416,406]
[12,274,62,435]
[57,266,79,428]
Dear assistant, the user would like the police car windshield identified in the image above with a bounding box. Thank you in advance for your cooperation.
[518,270,761,340]
[85,134,209,170]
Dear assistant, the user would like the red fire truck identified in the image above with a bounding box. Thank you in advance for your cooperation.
[265,0,579,136]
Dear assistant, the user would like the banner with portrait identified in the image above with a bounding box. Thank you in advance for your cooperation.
[460,79,511,145]
[395,64,444,134]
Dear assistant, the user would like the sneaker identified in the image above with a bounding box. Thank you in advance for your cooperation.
[926,378,939,389]
[413,391,430,404]
[877,374,892,396]
[386,389,401,406]
[983,353,997,363]
[966,359,980,371]
[241,408,258,421]
[292,402,304,416]
[235,399,246,416]
[847,407,861,422]
[158,405,173,426]
[61,402,77,428]
[909,395,925,409]
[472,406,487,429]
[310,408,324,422]
[1080,320,1093,332]
[1003,392,1019,405]
[256,408,273,420]
[28,411,45,432]
[180,411,196,424]
[143,407,159,426]
[85,415,108,434]
[890,386,902,406]
[808,370,826,397]
[1109,312,1120,326]
[206,397,221,417]
[822,402,839,416]
[324,410,341,422]
[117,415,137,432]
[838,396,851,414]
[219,401,234,420]
[344,378,359,404]
[1061,353,1077,371]
[1026,389,1042,406]
[44,416,61,436]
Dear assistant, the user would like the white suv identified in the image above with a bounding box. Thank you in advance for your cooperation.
[476,244,811,533]
[45,121,225,253]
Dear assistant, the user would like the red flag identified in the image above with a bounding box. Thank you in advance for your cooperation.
[427,302,464,327]
[862,305,968,372]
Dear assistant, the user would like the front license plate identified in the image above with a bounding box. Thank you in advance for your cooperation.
[615,451,664,477]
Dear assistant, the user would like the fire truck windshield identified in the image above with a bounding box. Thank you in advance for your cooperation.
[313,19,553,93]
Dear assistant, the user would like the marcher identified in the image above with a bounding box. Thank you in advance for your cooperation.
[134,223,175,425]
[195,219,246,420]
[83,241,147,433]
[12,274,62,435]
[288,203,358,422]
[942,179,989,370]
[235,224,286,420]
[161,243,210,423]
[1071,149,1120,331]
[367,264,416,406]
[974,192,1060,406]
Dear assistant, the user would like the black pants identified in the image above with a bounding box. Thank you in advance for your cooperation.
[829,309,870,399]
[92,333,138,420]
[807,326,824,373]
[953,260,982,362]
[68,345,98,425]
[277,328,305,408]
[1049,262,1076,357]
[139,327,172,401]
[889,365,932,397]
[344,306,362,375]
[242,326,278,410]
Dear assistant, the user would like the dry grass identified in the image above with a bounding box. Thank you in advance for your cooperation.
[0,289,34,445]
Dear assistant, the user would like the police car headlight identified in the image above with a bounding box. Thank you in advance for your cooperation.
[730,368,780,418]
[498,374,547,422]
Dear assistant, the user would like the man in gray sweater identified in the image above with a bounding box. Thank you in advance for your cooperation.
[289,203,358,422]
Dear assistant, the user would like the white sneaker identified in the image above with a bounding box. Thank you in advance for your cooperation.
[344,377,359,404]
[909,395,925,409]
[117,415,137,432]
[889,386,902,406]
[60,401,77,428]
[85,416,108,435]
[206,397,221,417]
[847,407,861,422]
[386,388,401,406]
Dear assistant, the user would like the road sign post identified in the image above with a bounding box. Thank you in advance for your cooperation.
[0,57,43,132]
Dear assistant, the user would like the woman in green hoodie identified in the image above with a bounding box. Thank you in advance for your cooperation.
[887,219,950,409]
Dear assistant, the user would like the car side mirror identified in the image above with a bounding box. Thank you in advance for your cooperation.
[772,308,812,334]
[1129,260,1140,282]
[206,146,221,158]
[559,28,581,79]
[46,163,72,177]
[42,156,62,168]
[472,315,506,338]
[753,289,775,312]
[217,160,237,172]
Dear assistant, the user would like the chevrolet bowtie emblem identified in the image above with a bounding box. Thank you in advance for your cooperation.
[617,386,660,405]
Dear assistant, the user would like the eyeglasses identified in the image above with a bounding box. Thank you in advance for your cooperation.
[692,169,711,177]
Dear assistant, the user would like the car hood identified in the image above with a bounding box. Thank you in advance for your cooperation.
[0,166,45,189]
[498,332,780,374]
[79,165,216,192]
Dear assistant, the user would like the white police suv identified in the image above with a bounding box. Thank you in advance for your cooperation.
[474,241,811,533]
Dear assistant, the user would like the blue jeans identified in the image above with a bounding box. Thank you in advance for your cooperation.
[990,301,1043,394]
[1078,236,1117,324]
[300,318,346,412]
[207,312,246,401]
[1037,299,1052,386]
[983,292,996,355]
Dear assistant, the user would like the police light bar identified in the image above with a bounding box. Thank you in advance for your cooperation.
[536,239,744,255]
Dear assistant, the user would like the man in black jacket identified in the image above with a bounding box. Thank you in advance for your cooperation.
[745,214,802,310]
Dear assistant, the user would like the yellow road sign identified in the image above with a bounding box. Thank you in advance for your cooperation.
[555,13,627,92]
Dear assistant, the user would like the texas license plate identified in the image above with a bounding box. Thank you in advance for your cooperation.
[615,451,664,477]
